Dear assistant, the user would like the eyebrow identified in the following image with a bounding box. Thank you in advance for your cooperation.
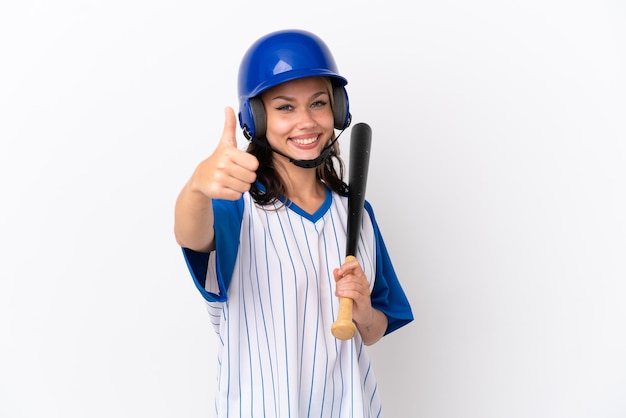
[268,91,329,102]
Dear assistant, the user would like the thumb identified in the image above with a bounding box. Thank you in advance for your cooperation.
[219,106,239,148]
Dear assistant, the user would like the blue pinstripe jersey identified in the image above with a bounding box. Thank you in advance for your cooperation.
[182,185,413,418]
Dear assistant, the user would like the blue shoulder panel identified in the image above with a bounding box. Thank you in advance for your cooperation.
[364,200,414,335]
[182,197,244,302]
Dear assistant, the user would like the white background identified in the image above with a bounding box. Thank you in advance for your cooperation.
[1,1,625,417]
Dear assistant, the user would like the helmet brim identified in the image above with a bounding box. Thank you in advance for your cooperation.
[246,69,347,99]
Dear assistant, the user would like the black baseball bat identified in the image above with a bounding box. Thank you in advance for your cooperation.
[331,122,372,340]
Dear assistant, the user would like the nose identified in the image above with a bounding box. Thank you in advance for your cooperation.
[297,109,318,129]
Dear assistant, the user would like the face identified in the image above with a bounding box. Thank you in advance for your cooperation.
[261,76,335,164]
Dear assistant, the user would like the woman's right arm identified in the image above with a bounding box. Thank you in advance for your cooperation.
[174,107,259,252]
[174,178,216,252]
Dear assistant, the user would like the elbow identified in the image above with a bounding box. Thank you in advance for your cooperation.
[173,225,187,248]
[362,337,382,346]
[174,228,214,253]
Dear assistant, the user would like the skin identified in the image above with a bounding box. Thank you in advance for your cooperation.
[174,76,387,345]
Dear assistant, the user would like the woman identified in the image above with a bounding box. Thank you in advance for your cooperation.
[174,29,413,417]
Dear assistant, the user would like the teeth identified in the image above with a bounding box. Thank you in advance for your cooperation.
[292,137,317,145]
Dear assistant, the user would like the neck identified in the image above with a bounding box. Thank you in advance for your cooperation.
[285,181,327,215]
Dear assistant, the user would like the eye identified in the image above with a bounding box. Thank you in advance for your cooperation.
[275,104,294,111]
[311,99,328,108]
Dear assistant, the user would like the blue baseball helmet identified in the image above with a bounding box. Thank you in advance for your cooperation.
[237,29,351,140]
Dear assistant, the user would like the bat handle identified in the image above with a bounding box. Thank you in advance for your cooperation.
[331,255,358,340]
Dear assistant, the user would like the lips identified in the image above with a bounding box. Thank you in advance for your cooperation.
[290,136,319,146]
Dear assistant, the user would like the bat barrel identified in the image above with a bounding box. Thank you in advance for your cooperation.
[345,123,372,257]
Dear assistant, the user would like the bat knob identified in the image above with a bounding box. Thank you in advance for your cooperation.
[331,319,357,340]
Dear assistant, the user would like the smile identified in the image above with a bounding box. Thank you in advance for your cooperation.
[290,136,319,145]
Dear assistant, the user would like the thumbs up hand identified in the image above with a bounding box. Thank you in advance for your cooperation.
[190,107,259,201]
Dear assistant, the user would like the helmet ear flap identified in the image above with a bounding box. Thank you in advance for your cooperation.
[332,85,351,130]
[240,97,266,140]
[249,97,266,139]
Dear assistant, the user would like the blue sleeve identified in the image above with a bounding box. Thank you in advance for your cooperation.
[181,197,244,302]
[364,200,414,335]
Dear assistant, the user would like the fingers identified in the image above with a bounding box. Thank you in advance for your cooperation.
[333,261,369,299]
[334,261,373,325]
[334,257,361,279]
[205,146,258,199]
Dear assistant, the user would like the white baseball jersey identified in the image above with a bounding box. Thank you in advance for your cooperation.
[182,185,413,418]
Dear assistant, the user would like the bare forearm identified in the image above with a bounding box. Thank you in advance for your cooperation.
[355,308,388,346]
[174,182,215,252]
